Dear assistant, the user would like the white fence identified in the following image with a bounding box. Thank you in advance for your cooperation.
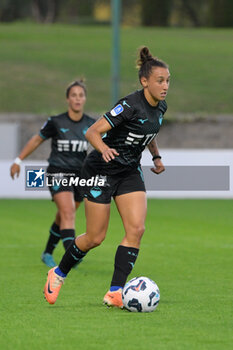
[1,149,232,199]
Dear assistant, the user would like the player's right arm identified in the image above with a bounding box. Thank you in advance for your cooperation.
[10,134,44,179]
[85,117,119,163]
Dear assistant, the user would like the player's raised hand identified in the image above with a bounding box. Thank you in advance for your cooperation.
[150,158,165,175]
[102,148,119,163]
[10,163,20,179]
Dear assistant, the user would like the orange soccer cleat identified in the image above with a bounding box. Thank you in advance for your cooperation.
[103,289,123,308]
[43,267,65,304]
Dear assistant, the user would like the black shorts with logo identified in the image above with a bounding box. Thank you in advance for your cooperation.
[81,151,146,204]
[46,165,83,202]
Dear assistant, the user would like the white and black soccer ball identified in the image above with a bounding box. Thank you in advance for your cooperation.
[122,276,160,312]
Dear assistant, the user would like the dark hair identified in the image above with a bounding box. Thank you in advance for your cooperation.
[137,46,168,82]
[66,79,87,98]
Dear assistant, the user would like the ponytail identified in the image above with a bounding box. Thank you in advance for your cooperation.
[137,46,168,82]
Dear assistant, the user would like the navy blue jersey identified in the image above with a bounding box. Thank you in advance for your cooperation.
[39,112,95,170]
[103,89,167,167]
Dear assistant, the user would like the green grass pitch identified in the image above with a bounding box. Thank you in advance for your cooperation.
[0,199,232,349]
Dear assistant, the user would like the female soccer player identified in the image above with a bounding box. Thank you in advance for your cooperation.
[44,46,170,307]
[10,80,95,268]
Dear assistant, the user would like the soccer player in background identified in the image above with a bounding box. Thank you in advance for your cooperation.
[44,46,170,307]
[10,80,95,268]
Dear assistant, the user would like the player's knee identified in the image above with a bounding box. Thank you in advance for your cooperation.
[86,234,106,249]
[59,208,75,224]
[128,223,145,243]
[135,223,145,236]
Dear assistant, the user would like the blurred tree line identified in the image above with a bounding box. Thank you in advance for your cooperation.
[0,0,232,27]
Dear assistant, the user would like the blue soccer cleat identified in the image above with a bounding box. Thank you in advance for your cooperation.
[41,252,56,268]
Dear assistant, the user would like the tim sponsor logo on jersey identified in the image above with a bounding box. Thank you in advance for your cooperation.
[125,132,157,146]
[57,140,88,152]
[110,104,124,116]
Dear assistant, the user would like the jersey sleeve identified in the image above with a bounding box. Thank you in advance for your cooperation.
[103,98,134,128]
[39,117,56,139]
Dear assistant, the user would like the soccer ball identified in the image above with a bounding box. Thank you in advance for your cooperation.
[122,276,160,312]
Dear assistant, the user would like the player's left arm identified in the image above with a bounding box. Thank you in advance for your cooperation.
[147,138,165,175]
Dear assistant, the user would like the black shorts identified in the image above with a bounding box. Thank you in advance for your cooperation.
[81,156,146,204]
[46,166,83,202]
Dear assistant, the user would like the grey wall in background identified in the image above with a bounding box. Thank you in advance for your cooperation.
[0,123,19,159]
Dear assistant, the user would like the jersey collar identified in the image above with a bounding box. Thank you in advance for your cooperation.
[139,89,160,110]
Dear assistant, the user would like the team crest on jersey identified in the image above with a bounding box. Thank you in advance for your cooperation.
[110,104,124,116]
[159,113,163,125]
[82,126,88,135]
